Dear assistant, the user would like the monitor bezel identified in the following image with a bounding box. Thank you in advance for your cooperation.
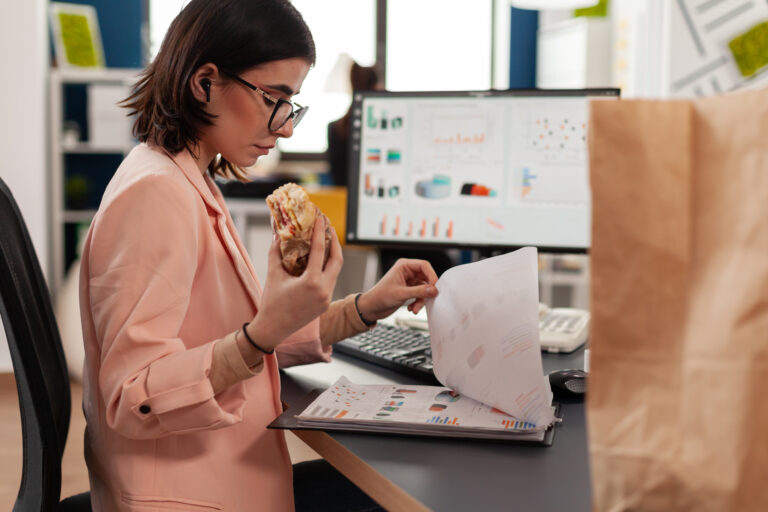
[345,87,621,255]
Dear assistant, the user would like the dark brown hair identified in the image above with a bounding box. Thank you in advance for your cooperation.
[121,0,316,180]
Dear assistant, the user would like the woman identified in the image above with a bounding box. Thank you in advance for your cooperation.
[79,1,438,510]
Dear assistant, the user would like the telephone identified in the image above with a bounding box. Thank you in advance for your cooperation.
[537,303,590,353]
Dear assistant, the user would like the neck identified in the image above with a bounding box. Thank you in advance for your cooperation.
[193,140,216,175]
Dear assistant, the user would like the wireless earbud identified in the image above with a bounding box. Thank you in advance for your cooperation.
[201,78,212,103]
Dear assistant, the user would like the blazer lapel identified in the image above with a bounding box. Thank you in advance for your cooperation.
[168,150,263,310]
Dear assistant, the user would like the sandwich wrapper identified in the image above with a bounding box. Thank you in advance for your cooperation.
[587,88,768,510]
[425,247,555,429]
[267,184,333,276]
[277,212,332,276]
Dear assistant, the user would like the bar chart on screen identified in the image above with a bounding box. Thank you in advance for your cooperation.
[414,109,499,162]
[513,166,589,204]
[346,89,618,250]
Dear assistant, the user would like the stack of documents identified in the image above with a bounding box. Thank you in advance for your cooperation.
[292,248,558,443]
[296,376,549,442]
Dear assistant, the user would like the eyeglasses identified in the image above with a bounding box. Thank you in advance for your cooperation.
[221,71,308,132]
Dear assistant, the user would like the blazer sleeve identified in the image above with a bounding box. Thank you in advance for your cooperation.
[274,294,373,368]
[274,319,332,368]
[86,174,245,439]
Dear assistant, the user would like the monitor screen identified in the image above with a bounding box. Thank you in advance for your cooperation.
[345,88,619,253]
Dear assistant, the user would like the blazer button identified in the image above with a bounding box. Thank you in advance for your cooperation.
[139,405,151,414]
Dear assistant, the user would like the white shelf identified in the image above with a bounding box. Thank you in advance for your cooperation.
[62,144,129,154]
[225,198,271,216]
[51,67,142,84]
[62,210,98,223]
[49,67,142,298]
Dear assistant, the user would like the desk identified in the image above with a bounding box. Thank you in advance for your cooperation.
[280,348,590,511]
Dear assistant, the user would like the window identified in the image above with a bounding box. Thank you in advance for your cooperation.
[148,1,188,60]
[148,1,495,154]
[280,0,377,153]
[385,0,493,91]
[148,0,376,154]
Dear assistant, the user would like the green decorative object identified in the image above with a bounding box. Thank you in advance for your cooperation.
[58,13,98,67]
[574,0,609,18]
[65,175,90,210]
[49,2,105,68]
[729,21,768,78]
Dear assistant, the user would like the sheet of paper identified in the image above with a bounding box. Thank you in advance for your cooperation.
[425,247,554,428]
[297,376,544,437]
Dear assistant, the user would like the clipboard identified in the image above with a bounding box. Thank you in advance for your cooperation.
[269,389,561,446]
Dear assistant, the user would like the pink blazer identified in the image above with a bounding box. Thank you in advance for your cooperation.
[79,144,332,511]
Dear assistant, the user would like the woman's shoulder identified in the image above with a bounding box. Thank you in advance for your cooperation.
[114,143,184,184]
[125,143,177,170]
[104,144,195,202]
[95,144,200,223]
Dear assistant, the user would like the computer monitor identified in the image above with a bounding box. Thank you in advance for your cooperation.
[345,88,619,253]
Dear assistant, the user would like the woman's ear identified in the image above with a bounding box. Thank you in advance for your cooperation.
[190,63,219,104]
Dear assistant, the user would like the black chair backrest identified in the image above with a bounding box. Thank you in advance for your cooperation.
[0,177,71,511]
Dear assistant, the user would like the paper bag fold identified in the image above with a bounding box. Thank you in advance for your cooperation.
[588,89,768,511]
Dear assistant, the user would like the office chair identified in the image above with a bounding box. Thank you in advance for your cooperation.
[0,177,91,511]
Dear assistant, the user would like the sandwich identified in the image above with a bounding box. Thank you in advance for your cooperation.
[266,183,332,276]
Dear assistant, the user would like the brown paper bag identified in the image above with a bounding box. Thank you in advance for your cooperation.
[587,89,768,511]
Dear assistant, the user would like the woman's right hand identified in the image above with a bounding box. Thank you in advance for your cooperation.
[246,217,343,351]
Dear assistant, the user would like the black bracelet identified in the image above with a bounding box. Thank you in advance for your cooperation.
[241,322,275,355]
[354,293,377,327]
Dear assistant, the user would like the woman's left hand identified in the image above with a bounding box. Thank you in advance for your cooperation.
[356,258,439,322]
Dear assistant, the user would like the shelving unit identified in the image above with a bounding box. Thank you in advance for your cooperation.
[49,67,142,298]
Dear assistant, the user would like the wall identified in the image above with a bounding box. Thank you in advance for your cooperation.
[508,7,539,88]
[0,0,48,372]
[0,0,141,372]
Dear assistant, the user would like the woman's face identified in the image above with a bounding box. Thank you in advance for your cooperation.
[200,58,311,168]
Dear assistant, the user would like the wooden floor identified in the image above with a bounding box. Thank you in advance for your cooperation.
[0,372,89,509]
[0,372,318,508]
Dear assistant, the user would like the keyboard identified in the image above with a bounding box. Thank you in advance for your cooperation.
[335,308,590,380]
[334,324,437,381]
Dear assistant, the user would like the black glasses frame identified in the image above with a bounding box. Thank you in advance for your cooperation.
[221,70,308,131]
